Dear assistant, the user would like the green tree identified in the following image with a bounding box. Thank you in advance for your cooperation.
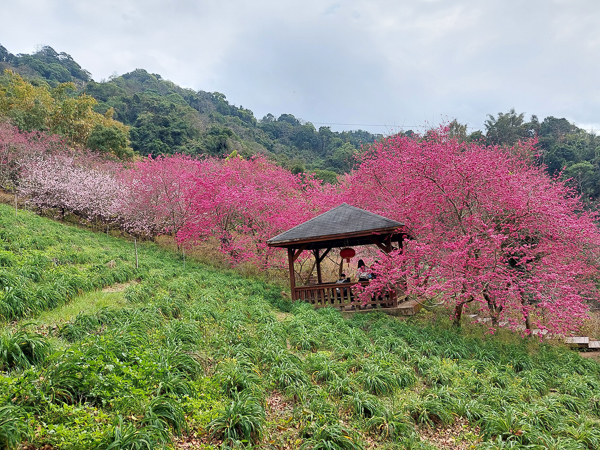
[564,161,597,198]
[201,125,236,156]
[326,142,356,173]
[0,70,133,158]
[87,123,133,159]
[484,108,536,146]
[313,169,338,184]
[448,119,468,142]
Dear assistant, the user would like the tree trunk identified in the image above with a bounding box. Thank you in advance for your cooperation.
[453,302,464,327]
[524,313,532,331]
[483,290,502,326]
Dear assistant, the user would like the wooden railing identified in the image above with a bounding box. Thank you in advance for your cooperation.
[293,281,398,309]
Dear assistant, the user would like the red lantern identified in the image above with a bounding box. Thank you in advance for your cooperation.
[340,248,356,263]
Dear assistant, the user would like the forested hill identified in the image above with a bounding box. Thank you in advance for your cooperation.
[2,44,600,198]
[0,44,375,181]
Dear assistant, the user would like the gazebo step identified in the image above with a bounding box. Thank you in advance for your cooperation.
[588,340,600,349]
[394,299,423,316]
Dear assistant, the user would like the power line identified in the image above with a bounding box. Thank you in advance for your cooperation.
[308,122,600,134]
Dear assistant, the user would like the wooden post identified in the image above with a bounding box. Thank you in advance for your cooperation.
[315,249,322,284]
[288,248,296,300]
[134,238,139,269]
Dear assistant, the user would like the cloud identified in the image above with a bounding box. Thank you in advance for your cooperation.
[2,0,600,133]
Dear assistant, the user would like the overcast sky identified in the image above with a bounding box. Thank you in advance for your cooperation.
[2,0,600,134]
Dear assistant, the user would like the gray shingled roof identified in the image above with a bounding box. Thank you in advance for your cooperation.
[267,203,403,246]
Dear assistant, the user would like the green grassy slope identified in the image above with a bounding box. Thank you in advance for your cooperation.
[0,205,184,321]
[1,204,600,449]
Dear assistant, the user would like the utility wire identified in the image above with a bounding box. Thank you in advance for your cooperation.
[309,122,600,134]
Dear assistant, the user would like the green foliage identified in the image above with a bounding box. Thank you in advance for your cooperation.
[87,122,134,159]
[0,405,27,449]
[208,391,265,445]
[313,169,339,184]
[484,108,537,146]
[0,329,51,370]
[299,423,362,450]
[101,415,170,450]
[481,109,600,203]
[0,204,196,321]
[0,70,133,157]
[143,396,187,436]
[345,391,382,418]
[1,45,90,86]
[355,362,403,395]
[366,408,415,439]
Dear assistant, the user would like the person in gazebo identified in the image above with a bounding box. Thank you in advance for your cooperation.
[335,273,349,297]
[357,259,371,281]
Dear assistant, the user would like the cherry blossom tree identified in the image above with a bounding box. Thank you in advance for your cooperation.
[177,155,328,268]
[342,127,600,335]
[115,154,200,238]
[0,122,69,191]
[19,151,123,223]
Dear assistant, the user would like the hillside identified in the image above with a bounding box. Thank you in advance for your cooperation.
[0,44,379,181]
[0,204,599,449]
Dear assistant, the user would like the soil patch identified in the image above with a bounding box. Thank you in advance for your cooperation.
[419,417,481,449]
[275,311,292,322]
[102,280,138,293]
[579,352,600,360]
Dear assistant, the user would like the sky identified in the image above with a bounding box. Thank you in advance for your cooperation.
[2,0,600,135]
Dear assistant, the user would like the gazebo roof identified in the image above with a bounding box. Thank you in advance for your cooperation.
[267,203,404,250]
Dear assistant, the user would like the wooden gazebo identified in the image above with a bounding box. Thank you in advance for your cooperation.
[267,203,407,310]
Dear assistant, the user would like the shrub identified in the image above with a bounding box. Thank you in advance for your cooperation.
[101,416,170,450]
[0,406,27,450]
[366,408,416,439]
[355,363,411,396]
[214,359,263,396]
[344,391,382,419]
[208,392,265,445]
[0,330,51,370]
[299,423,362,450]
[143,396,186,436]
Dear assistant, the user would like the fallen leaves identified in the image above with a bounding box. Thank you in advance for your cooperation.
[418,417,481,450]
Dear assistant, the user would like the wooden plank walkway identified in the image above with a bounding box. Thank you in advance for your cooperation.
[565,337,589,347]
[565,337,600,350]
